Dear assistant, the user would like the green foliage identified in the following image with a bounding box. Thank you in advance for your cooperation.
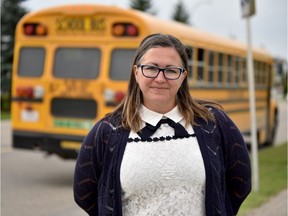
[172,0,190,24]
[1,0,27,111]
[238,143,287,215]
[129,0,155,14]
[1,110,11,120]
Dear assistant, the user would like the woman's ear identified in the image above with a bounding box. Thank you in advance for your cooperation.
[133,65,138,74]
[182,70,187,81]
[133,65,138,79]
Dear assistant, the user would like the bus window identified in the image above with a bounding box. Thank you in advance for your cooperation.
[218,53,224,84]
[258,61,263,85]
[234,56,240,86]
[186,46,193,79]
[18,47,45,77]
[260,62,266,85]
[110,49,136,80]
[267,64,272,85]
[242,58,247,84]
[197,48,205,82]
[51,98,96,119]
[227,55,233,85]
[54,48,100,79]
[208,51,214,84]
[254,60,259,85]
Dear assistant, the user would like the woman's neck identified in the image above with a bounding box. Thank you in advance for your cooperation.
[143,100,176,114]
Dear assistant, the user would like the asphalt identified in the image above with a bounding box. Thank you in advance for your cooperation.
[245,188,287,216]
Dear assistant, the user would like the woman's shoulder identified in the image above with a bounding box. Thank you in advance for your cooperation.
[205,106,242,135]
[83,114,123,147]
[90,112,124,134]
[193,106,233,132]
[205,106,230,123]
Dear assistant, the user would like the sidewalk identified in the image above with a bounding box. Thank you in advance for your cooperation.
[245,189,287,216]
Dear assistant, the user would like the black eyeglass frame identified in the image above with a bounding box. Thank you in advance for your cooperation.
[137,64,185,80]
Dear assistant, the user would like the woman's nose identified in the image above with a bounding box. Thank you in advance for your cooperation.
[155,71,166,82]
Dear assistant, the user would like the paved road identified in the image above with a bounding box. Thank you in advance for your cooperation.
[1,150,86,216]
[1,121,86,215]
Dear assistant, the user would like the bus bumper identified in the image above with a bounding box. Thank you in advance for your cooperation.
[12,131,84,159]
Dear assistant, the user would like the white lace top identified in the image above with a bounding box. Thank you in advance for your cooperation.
[120,105,206,215]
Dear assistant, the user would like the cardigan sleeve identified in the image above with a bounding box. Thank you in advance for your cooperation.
[73,120,108,215]
[215,109,252,215]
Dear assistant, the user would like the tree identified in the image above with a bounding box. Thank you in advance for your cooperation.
[129,0,155,14]
[1,0,27,111]
[172,0,190,24]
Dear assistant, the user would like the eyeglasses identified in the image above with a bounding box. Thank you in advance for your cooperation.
[137,64,185,80]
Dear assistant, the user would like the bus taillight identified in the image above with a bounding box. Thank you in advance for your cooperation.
[25,87,34,98]
[115,91,125,103]
[112,24,126,36]
[126,24,138,36]
[104,89,125,106]
[16,85,44,99]
[112,23,138,37]
[16,86,34,98]
[24,24,34,35]
[35,25,47,35]
[24,23,47,36]
[16,86,27,97]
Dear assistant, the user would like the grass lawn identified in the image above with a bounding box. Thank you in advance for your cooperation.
[238,143,287,215]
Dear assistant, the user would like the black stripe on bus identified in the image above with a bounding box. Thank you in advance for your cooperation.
[217,98,267,104]
[225,106,266,114]
[12,97,43,102]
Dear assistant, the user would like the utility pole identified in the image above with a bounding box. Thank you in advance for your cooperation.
[240,0,259,192]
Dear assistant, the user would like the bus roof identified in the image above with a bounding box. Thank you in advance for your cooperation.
[21,4,272,62]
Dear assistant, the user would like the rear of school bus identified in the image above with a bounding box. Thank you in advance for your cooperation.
[11,5,147,159]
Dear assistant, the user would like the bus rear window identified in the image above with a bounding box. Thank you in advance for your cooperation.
[110,49,136,80]
[18,47,45,77]
[51,98,97,119]
[54,48,101,79]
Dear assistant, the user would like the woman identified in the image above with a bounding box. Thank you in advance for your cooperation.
[74,33,251,216]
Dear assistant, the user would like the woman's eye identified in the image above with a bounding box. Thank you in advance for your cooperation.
[145,66,158,71]
[165,69,177,74]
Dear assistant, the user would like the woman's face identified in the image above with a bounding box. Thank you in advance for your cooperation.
[134,47,187,113]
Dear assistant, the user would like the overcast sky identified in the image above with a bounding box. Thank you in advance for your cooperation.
[23,0,287,60]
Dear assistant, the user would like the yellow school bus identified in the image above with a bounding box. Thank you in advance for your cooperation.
[11,4,278,159]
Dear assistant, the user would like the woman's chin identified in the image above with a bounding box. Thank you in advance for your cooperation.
[145,96,174,107]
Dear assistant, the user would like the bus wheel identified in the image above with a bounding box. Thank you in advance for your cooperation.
[266,111,279,146]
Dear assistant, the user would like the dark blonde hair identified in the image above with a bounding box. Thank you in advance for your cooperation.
[108,33,221,132]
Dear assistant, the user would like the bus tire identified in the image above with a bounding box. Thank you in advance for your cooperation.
[265,110,279,146]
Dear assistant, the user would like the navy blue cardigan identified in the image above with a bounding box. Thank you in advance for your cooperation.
[74,107,251,216]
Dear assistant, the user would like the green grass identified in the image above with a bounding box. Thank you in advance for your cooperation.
[238,143,287,215]
[1,111,10,120]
